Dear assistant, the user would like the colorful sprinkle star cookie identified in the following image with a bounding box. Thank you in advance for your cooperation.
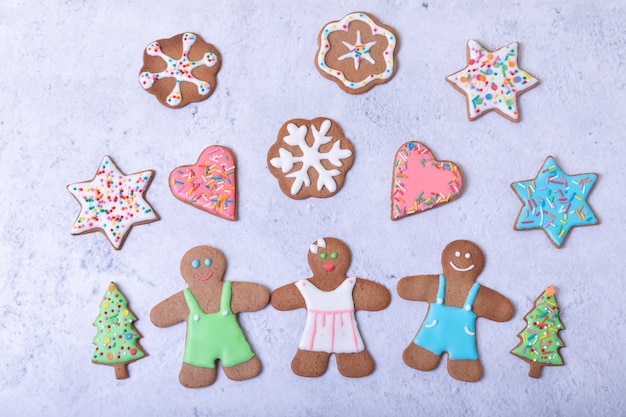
[267,117,355,199]
[316,12,398,94]
[391,141,463,220]
[511,285,565,378]
[139,32,221,108]
[511,156,598,248]
[169,146,237,221]
[92,282,146,379]
[446,40,539,122]
[67,156,159,250]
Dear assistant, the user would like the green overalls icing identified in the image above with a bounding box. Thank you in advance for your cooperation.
[183,281,254,368]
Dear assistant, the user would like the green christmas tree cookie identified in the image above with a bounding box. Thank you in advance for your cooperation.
[92,282,146,379]
[511,286,565,378]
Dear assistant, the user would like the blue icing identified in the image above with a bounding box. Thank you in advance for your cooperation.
[512,156,598,247]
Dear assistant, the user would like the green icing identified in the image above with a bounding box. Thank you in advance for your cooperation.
[92,282,145,364]
[511,287,564,365]
[182,281,254,368]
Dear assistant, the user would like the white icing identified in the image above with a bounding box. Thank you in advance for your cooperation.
[309,238,327,254]
[269,119,352,195]
[139,33,218,107]
[296,278,364,354]
[449,261,475,272]
[337,30,377,70]
[317,12,397,90]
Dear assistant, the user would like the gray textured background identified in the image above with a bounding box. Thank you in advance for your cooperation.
[1,0,624,415]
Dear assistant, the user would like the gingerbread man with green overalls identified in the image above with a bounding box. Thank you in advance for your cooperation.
[151,245,269,388]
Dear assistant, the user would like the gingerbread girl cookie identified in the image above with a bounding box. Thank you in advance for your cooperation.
[271,238,390,378]
[150,245,269,388]
[397,240,514,382]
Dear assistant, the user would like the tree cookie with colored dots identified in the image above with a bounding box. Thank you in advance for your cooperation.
[316,12,398,94]
[511,285,566,378]
[397,240,514,382]
[267,117,355,199]
[446,40,539,122]
[271,238,390,378]
[139,32,221,108]
[92,282,146,379]
[391,141,464,220]
[151,246,269,388]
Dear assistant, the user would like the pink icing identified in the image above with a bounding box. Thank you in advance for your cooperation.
[169,146,236,220]
[392,141,463,220]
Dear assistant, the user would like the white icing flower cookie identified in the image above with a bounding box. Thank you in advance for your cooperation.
[316,12,398,94]
[139,32,221,108]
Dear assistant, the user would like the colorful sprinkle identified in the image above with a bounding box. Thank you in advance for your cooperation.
[511,156,598,247]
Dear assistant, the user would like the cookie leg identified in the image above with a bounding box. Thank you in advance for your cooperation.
[178,363,217,388]
[290,349,330,377]
[223,355,262,381]
[336,350,375,378]
[447,358,483,382]
[402,342,441,371]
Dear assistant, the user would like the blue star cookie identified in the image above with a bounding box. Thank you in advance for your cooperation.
[511,156,598,248]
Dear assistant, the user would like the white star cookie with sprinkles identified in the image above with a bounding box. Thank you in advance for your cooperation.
[446,40,539,122]
[316,12,398,94]
[139,32,221,108]
[67,156,159,250]
[511,156,598,248]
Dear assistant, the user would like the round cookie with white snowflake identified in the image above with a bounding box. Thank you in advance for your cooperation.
[139,32,221,108]
[316,12,398,94]
[267,117,355,200]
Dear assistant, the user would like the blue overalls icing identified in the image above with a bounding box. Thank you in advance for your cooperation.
[413,274,481,360]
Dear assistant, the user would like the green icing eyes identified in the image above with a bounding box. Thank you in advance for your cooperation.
[320,252,338,259]
[320,252,327,259]
[331,252,338,259]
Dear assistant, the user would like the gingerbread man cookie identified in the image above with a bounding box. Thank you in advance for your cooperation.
[271,238,390,378]
[397,240,514,382]
[150,246,269,388]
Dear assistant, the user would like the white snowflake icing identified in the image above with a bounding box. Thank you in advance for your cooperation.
[270,119,352,196]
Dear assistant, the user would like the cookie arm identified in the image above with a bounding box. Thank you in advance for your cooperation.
[230,282,270,314]
[473,286,515,322]
[270,282,305,311]
[150,291,188,327]
[397,275,440,302]
[352,278,391,311]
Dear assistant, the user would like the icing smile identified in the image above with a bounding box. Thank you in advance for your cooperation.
[449,261,475,272]
[323,264,335,272]
[194,272,213,281]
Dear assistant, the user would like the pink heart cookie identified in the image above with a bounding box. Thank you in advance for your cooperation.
[169,146,236,221]
[391,141,463,220]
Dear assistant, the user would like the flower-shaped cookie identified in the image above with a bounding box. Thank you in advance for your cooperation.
[316,12,398,94]
[139,32,221,108]
[267,118,354,199]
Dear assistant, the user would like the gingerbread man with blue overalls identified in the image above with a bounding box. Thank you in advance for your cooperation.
[397,240,514,382]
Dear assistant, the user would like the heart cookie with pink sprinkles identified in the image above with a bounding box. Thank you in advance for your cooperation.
[391,141,463,220]
[169,146,236,221]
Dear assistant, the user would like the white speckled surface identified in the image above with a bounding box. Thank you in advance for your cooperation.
[1,0,625,415]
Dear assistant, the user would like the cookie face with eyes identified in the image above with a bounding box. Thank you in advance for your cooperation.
[441,240,485,281]
[307,238,351,279]
[180,246,227,290]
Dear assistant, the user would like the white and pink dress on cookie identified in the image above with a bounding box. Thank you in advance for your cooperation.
[296,278,364,353]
